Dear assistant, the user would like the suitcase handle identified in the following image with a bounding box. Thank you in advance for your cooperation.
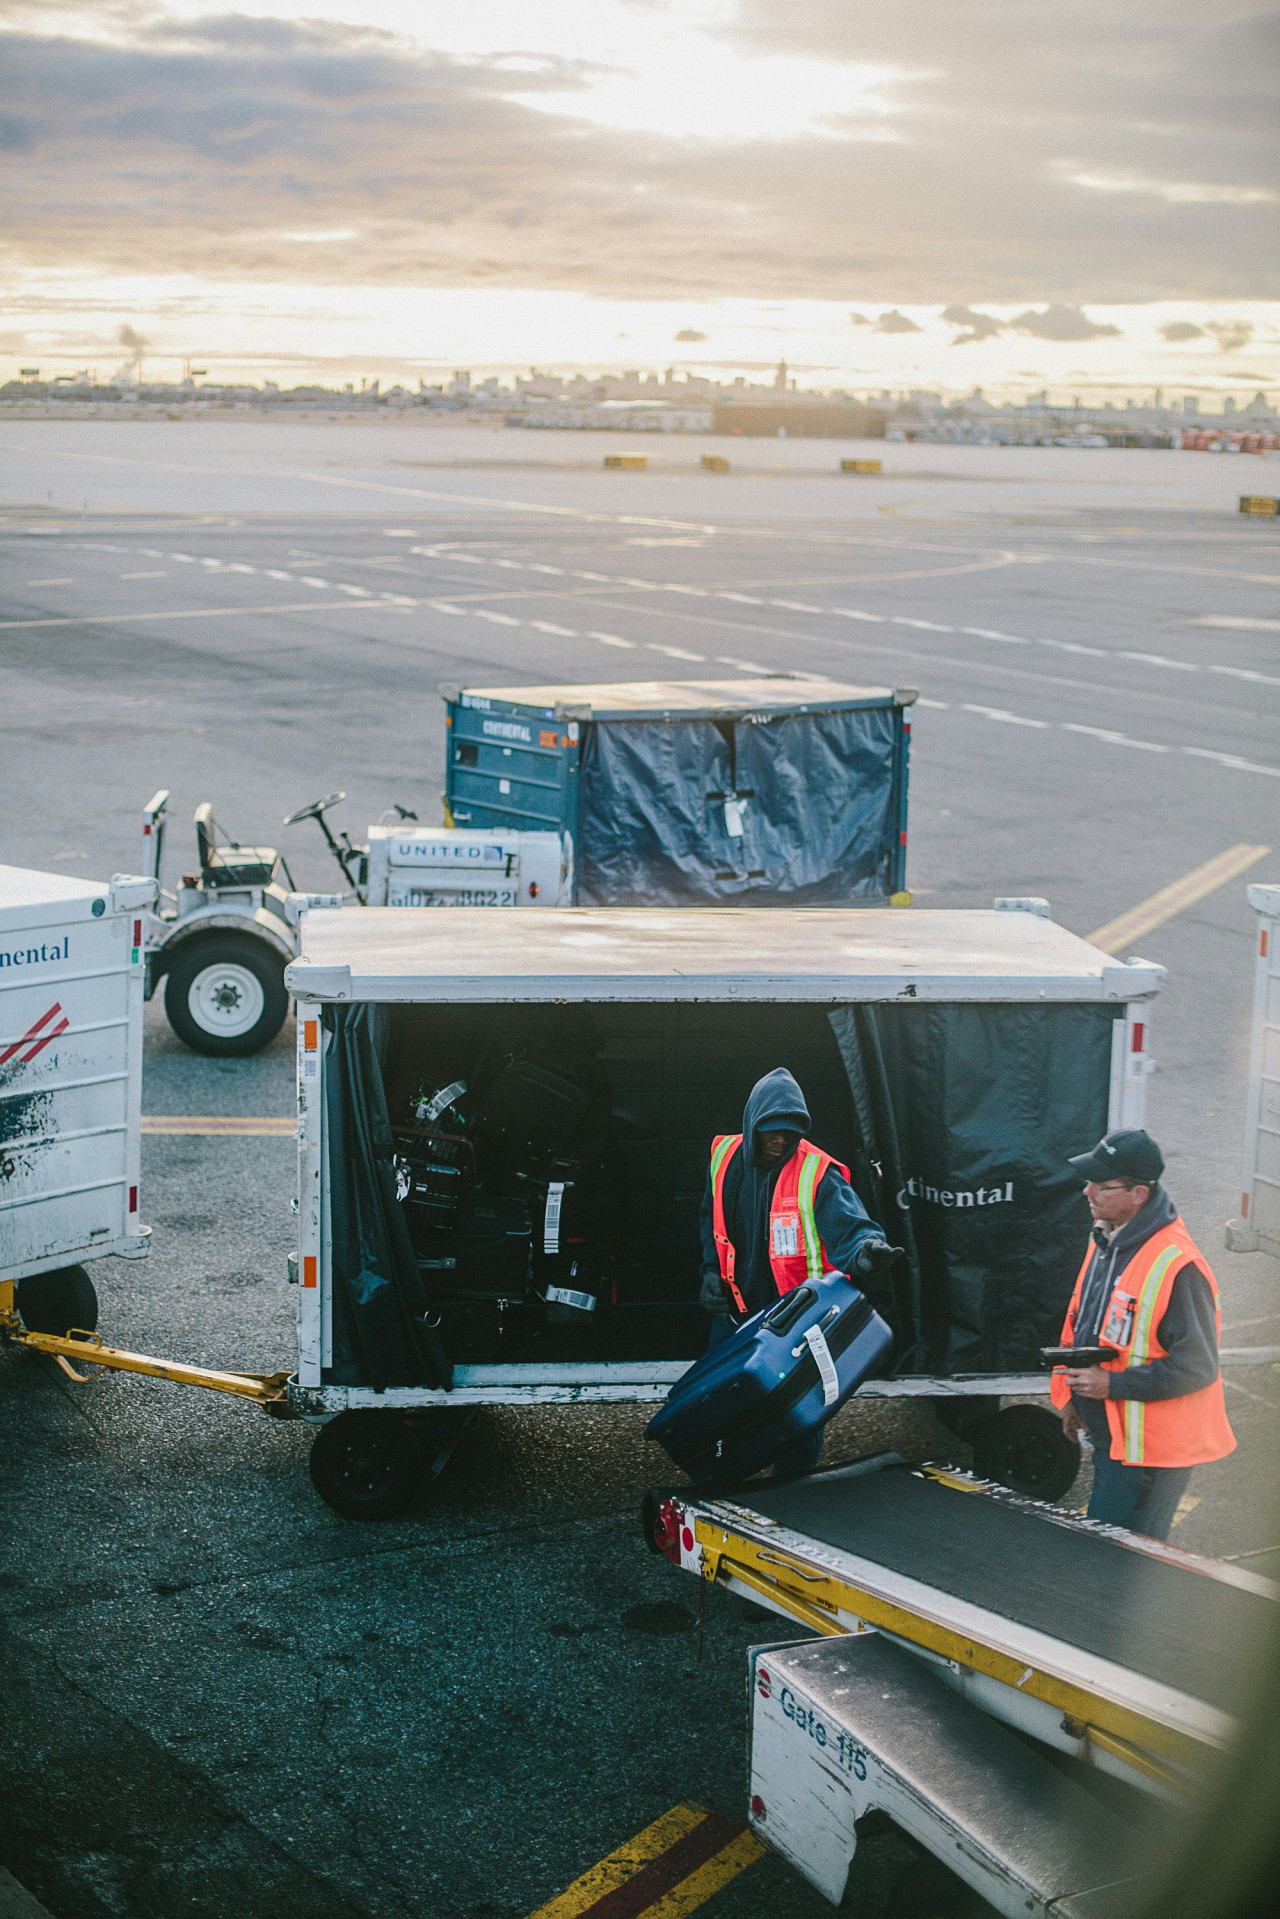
[792,1303,841,1356]
[762,1286,816,1336]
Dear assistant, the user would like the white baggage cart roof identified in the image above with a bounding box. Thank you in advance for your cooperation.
[0,863,105,918]
[286,907,1166,1005]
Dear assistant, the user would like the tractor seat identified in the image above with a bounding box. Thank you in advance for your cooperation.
[203,846,279,888]
[194,802,278,888]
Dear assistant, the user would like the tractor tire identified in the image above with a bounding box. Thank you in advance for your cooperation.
[164,933,289,1058]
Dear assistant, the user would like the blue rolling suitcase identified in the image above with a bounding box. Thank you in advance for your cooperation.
[647,1273,893,1485]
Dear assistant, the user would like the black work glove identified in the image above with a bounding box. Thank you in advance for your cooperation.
[699,1271,734,1317]
[853,1239,904,1277]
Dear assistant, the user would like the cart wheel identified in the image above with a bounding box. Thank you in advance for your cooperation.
[931,1394,1000,1444]
[16,1265,98,1338]
[164,934,289,1058]
[886,1855,994,1917]
[308,1413,422,1521]
[970,1405,1081,1502]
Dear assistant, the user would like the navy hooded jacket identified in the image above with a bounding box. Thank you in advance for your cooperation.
[698,1067,882,1316]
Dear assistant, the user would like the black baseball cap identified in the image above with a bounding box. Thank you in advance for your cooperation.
[1068,1129,1164,1186]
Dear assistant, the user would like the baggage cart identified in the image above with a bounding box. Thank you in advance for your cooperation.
[283,901,1166,1513]
[439,678,915,906]
[0,863,156,1338]
[645,1455,1277,1909]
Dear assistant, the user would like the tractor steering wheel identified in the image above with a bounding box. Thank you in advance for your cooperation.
[284,792,346,826]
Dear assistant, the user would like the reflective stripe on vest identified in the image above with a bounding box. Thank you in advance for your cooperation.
[710,1133,747,1312]
[794,1147,825,1282]
[710,1134,848,1305]
[1122,1244,1182,1465]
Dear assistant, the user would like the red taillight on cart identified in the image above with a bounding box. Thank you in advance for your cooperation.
[652,1496,684,1563]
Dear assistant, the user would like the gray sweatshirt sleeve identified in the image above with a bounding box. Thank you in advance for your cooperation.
[1106,1265,1220,1402]
[812,1166,881,1276]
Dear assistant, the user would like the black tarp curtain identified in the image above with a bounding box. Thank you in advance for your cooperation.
[828,1002,1117,1373]
[576,706,898,905]
[323,1003,452,1390]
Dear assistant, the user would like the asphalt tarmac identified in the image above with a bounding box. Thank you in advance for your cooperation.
[2,419,1279,1919]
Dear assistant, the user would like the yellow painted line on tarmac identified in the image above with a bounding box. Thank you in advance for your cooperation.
[1088,843,1270,953]
[526,1802,763,1919]
[639,1829,765,1918]
[141,1115,295,1135]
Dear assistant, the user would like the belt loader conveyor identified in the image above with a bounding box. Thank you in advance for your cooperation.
[644,1458,1278,1908]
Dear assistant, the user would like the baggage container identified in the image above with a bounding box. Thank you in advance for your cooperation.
[1226,882,1280,1259]
[282,902,1165,1513]
[647,1273,893,1483]
[439,677,914,906]
[1,865,156,1328]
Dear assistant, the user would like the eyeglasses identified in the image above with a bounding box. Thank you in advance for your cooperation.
[1086,1180,1136,1193]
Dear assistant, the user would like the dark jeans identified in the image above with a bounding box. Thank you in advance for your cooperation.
[1086,1448,1193,1541]
[705,1314,824,1479]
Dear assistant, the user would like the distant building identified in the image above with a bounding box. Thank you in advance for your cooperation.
[712,400,888,439]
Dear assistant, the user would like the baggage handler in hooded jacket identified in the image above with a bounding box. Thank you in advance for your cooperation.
[1051,1128,1234,1540]
[698,1068,900,1475]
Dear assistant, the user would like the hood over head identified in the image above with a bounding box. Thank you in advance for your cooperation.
[743,1067,810,1162]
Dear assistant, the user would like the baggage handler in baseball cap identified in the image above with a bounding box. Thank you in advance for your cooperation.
[1051,1128,1234,1539]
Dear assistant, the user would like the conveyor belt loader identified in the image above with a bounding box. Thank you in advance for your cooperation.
[644,1456,1276,1911]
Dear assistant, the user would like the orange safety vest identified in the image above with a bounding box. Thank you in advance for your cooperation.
[709,1133,850,1315]
[1050,1216,1235,1468]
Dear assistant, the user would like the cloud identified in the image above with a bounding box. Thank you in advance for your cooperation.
[875,309,922,333]
[1159,320,1204,341]
[1206,320,1253,351]
[673,327,706,341]
[941,304,1004,343]
[0,5,1276,305]
[1009,305,1121,341]
[849,311,871,325]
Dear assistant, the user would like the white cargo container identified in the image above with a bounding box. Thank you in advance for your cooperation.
[284,904,1164,1517]
[364,824,569,909]
[0,866,156,1328]
[1226,882,1280,1258]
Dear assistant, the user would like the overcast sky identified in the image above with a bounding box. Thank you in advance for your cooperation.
[2,0,1277,393]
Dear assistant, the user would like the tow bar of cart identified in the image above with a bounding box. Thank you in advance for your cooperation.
[1,1284,291,1404]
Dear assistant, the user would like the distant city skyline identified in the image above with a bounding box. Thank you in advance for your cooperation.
[3,2,1276,397]
[4,290,1276,406]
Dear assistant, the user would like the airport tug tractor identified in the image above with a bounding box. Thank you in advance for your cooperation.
[140,790,340,1058]
[141,790,569,1055]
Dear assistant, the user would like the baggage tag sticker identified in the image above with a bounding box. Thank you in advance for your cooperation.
[772,1212,800,1259]
[803,1324,840,1407]
[1101,1290,1135,1348]
[544,1181,564,1255]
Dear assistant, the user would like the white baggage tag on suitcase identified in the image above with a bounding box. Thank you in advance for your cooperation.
[544,1181,565,1254]
[803,1324,840,1407]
